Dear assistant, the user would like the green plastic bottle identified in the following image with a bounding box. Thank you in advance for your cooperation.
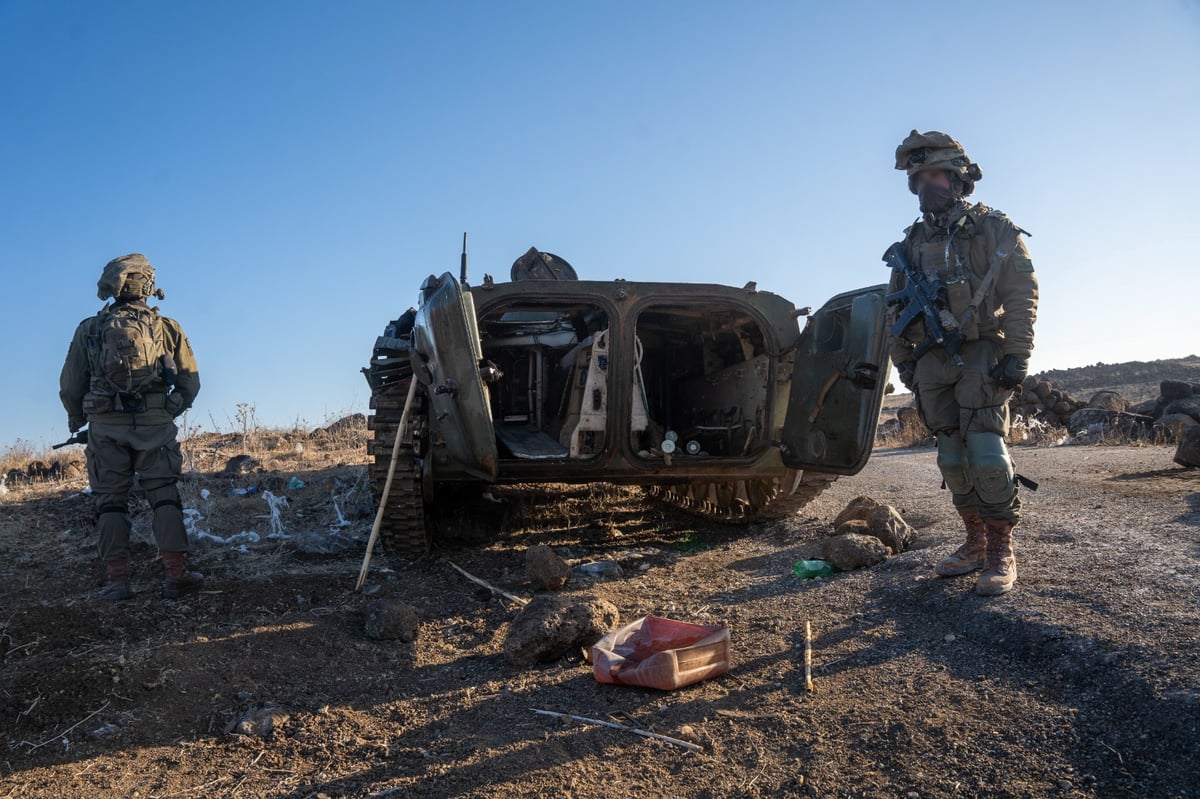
[793,559,837,579]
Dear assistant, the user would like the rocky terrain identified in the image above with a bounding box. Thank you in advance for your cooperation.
[1,414,1198,798]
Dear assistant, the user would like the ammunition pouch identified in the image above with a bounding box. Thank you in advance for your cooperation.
[165,392,186,417]
[945,280,979,341]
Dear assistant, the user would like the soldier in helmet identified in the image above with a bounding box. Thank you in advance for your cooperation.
[59,254,204,601]
[887,131,1038,595]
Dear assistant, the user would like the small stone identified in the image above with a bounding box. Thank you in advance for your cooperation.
[526,545,571,590]
[821,533,889,570]
[503,595,619,665]
[835,518,870,536]
[865,505,916,554]
[944,634,956,642]
[230,705,290,738]
[571,561,624,581]
[1057,779,1073,790]
[364,599,420,642]
[832,496,881,529]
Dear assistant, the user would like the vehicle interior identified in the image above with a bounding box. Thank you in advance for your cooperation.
[478,301,773,463]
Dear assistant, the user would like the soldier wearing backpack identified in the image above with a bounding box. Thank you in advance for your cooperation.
[60,254,204,601]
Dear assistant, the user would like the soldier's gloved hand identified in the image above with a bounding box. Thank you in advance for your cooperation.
[991,354,1028,390]
[896,360,917,391]
[68,416,86,433]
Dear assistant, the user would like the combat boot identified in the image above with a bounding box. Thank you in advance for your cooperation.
[161,551,205,599]
[976,519,1017,596]
[101,558,134,601]
[935,511,988,576]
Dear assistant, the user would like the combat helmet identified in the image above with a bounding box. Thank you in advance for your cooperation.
[895,130,983,196]
[97,253,165,301]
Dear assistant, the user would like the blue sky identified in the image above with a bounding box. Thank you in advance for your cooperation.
[2,1,1198,448]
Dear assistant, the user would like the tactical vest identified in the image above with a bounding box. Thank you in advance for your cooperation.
[903,204,997,343]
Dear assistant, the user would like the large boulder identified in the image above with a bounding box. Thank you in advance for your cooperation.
[1068,409,1154,440]
[1129,398,1160,417]
[503,595,619,665]
[1162,397,1200,424]
[865,505,916,554]
[1156,413,1199,440]
[896,407,924,431]
[1176,427,1200,468]
[821,533,890,571]
[1068,408,1117,437]
[525,545,571,590]
[1087,391,1128,412]
[1161,380,1196,403]
[832,496,881,529]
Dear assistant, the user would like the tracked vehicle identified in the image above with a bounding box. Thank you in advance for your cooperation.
[363,246,891,553]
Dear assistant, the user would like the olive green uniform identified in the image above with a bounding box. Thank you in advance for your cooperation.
[59,303,200,561]
[887,201,1038,523]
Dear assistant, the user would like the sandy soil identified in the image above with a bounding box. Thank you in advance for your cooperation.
[1,442,1198,799]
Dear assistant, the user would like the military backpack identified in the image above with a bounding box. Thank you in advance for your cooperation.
[85,303,172,413]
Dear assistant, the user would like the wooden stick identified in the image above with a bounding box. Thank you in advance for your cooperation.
[531,708,701,752]
[446,560,528,606]
[356,379,418,592]
[805,620,815,693]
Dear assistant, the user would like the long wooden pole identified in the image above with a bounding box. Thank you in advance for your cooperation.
[356,378,418,591]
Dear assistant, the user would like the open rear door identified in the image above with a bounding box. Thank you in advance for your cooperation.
[780,285,890,475]
[411,273,498,482]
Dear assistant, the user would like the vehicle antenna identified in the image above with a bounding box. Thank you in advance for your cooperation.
[460,232,469,285]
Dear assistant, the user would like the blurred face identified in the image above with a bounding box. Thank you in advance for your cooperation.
[915,168,955,214]
[915,169,952,190]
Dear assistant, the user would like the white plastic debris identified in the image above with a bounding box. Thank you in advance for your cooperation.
[263,491,288,536]
[331,497,351,529]
[200,488,211,500]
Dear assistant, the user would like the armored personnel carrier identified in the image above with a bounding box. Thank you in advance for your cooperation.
[363,246,890,553]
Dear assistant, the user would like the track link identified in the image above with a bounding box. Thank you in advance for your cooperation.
[367,378,431,554]
[647,470,837,525]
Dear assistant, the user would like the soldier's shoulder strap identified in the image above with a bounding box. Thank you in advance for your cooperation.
[969,203,1032,237]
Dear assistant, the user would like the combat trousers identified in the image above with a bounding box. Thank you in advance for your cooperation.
[86,421,189,561]
[913,339,1021,524]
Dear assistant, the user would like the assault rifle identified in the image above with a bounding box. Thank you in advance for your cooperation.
[53,429,88,449]
[883,242,965,367]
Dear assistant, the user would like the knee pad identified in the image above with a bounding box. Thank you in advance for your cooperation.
[936,432,974,496]
[965,432,1016,505]
[144,481,182,510]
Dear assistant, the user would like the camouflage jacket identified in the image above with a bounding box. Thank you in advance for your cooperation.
[59,301,200,428]
[887,201,1038,365]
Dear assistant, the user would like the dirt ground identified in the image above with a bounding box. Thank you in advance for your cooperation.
[2,440,1198,799]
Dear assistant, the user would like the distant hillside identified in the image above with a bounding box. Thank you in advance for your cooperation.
[1034,356,1200,403]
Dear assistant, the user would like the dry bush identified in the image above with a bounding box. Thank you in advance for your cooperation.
[0,439,85,486]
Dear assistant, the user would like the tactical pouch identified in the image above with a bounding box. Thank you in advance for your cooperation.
[945,280,979,341]
[115,392,146,413]
[165,392,186,417]
[82,393,114,414]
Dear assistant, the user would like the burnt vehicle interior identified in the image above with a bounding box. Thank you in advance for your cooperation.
[478,300,775,463]
[479,302,615,461]
[633,305,771,460]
